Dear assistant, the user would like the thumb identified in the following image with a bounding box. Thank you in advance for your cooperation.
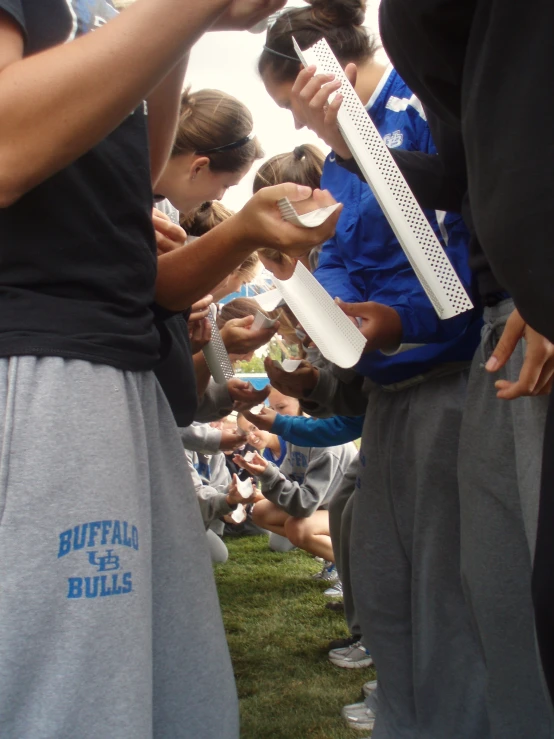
[344,62,358,88]
[335,298,366,317]
[233,315,255,328]
[270,182,313,204]
[485,311,525,372]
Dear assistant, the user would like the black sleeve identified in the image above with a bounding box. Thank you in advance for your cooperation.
[0,0,26,34]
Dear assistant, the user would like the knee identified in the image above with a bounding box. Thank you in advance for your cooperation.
[284,518,308,548]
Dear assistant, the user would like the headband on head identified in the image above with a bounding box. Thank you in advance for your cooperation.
[262,45,299,63]
[197,132,255,155]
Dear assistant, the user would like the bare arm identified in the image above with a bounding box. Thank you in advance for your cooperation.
[0,0,285,205]
[148,55,189,186]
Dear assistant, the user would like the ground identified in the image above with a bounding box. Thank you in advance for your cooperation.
[214,536,376,739]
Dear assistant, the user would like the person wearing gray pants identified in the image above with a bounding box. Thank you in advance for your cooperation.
[328,456,361,640]
[350,368,490,739]
[458,299,554,739]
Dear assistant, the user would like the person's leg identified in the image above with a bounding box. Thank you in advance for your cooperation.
[533,391,554,706]
[206,529,229,563]
[353,373,489,739]
[251,499,288,538]
[0,357,238,739]
[284,510,333,561]
[143,373,238,738]
[459,303,553,738]
[329,458,361,637]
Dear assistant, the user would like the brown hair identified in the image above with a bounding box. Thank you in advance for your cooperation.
[183,202,260,282]
[252,144,325,193]
[252,144,325,272]
[172,88,263,172]
[259,0,378,83]
[216,297,266,328]
[181,201,234,236]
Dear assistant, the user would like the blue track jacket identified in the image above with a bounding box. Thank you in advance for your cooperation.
[315,65,481,384]
[272,414,364,447]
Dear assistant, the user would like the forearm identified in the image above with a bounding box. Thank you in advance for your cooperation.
[301,367,367,418]
[148,55,189,185]
[0,0,229,204]
[179,423,221,455]
[156,217,254,310]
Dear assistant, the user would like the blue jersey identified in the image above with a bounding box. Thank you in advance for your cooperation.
[315,66,481,384]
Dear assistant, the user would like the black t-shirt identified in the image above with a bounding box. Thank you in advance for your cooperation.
[0,0,161,370]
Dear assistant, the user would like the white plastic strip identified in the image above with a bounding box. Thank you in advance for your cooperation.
[202,304,235,384]
[252,290,284,312]
[273,262,366,369]
[293,38,473,320]
[252,311,277,330]
[277,359,302,372]
[236,477,254,500]
[278,197,342,228]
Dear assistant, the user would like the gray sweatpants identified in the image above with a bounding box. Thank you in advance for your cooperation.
[458,300,553,738]
[0,357,238,739]
[351,368,490,739]
[328,456,361,637]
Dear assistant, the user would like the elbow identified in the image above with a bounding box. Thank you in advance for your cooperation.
[0,163,29,208]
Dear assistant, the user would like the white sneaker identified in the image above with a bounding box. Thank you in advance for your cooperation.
[362,679,378,698]
[329,640,373,669]
[323,580,343,598]
[341,701,376,731]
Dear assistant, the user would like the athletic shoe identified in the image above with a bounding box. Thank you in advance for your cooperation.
[314,556,325,563]
[329,640,373,669]
[324,580,343,598]
[341,701,376,731]
[327,634,361,650]
[325,600,345,613]
[362,680,378,698]
[312,562,338,581]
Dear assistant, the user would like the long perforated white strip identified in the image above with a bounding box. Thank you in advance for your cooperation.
[202,304,235,384]
[293,38,473,319]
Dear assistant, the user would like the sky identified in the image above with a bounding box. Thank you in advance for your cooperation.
[186,0,385,212]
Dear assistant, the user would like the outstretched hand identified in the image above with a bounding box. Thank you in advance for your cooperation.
[233,451,268,476]
[220,315,278,355]
[264,357,319,398]
[234,183,342,259]
[242,405,278,432]
[227,378,270,411]
[485,308,554,399]
[337,299,403,353]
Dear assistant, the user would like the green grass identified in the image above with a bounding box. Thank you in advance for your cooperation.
[214,536,376,739]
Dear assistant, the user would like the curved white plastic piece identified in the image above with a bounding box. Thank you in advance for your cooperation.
[202,304,235,384]
[293,37,473,320]
[273,262,366,369]
[253,290,284,312]
[278,197,342,228]
[236,478,254,500]
[277,359,302,373]
[230,503,247,524]
[252,311,278,330]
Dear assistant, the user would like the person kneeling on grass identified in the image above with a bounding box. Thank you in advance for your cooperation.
[234,389,357,562]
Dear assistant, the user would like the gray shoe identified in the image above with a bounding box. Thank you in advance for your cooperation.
[341,701,376,731]
[312,562,338,581]
[362,679,378,698]
[329,640,373,669]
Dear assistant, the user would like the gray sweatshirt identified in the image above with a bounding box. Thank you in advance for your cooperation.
[259,440,357,518]
[185,447,234,528]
